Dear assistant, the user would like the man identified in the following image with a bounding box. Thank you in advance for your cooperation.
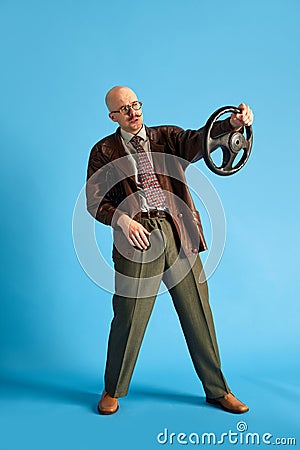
[86,86,253,415]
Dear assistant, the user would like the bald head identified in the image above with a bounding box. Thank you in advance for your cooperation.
[105,86,143,134]
[105,86,138,112]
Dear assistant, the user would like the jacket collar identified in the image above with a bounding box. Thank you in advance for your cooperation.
[106,125,163,160]
[101,126,166,184]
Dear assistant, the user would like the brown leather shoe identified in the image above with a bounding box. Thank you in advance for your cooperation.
[206,393,249,414]
[97,390,119,415]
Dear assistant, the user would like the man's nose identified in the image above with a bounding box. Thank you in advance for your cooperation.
[127,106,135,117]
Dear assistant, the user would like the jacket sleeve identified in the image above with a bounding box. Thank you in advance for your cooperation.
[86,145,125,228]
[171,118,235,163]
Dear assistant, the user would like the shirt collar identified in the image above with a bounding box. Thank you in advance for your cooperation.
[120,125,147,144]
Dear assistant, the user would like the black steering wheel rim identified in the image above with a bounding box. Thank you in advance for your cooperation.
[203,106,253,176]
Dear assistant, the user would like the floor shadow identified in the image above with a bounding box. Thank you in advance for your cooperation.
[0,373,99,413]
[0,375,218,413]
[130,385,207,407]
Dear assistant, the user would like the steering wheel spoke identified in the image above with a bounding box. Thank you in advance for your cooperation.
[221,148,239,171]
[208,133,230,152]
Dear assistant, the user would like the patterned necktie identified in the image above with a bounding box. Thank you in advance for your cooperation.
[130,135,165,208]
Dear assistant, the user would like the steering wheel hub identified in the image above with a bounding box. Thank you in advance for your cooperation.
[229,132,246,153]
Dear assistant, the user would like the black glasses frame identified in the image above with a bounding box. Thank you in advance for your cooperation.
[110,101,143,115]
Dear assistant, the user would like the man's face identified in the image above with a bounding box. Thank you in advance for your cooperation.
[108,88,143,134]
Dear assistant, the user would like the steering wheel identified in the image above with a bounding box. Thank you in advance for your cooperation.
[203,106,253,176]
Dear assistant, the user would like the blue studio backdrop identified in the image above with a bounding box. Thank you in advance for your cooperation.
[1,1,299,449]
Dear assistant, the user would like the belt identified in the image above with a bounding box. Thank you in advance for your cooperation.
[140,210,168,219]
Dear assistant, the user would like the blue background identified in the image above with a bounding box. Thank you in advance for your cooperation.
[1,0,299,449]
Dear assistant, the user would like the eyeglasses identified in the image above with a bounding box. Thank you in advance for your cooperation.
[110,101,143,115]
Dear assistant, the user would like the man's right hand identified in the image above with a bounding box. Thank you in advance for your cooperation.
[117,214,151,250]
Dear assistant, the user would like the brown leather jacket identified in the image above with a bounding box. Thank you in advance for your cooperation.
[86,119,232,259]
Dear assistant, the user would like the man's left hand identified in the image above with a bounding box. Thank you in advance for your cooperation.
[230,103,254,130]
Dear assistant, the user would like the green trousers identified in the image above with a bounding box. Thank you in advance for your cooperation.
[104,216,230,399]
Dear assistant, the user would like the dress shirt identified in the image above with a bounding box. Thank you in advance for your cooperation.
[120,125,164,211]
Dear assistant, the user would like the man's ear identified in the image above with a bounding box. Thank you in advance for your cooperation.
[109,112,117,122]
